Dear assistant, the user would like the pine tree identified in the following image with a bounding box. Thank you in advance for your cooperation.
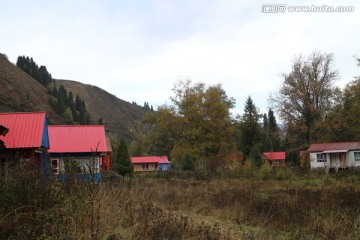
[261,113,272,152]
[268,109,281,151]
[249,144,263,168]
[239,96,261,157]
[113,139,134,177]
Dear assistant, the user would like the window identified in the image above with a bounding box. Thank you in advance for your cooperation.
[63,157,100,174]
[354,152,360,161]
[316,153,327,162]
[51,159,59,174]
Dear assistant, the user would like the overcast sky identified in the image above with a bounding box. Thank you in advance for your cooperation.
[1,0,359,116]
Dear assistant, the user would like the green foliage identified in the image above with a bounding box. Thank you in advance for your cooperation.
[238,96,261,157]
[248,144,263,168]
[257,162,272,180]
[274,167,293,180]
[63,107,74,124]
[182,155,195,171]
[329,78,360,141]
[16,56,53,86]
[113,139,134,177]
[143,80,236,173]
[17,55,91,125]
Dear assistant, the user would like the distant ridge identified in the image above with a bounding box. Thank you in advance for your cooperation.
[55,79,152,141]
[0,52,151,141]
[0,53,64,124]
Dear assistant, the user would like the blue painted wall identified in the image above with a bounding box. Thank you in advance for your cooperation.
[158,163,171,171]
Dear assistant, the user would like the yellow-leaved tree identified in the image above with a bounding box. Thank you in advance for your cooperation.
[143,79,236,174]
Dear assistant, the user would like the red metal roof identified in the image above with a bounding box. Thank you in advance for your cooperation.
[263,152,286,161]
[48,125,108,153]
[307,142,360,152]
[131,156,170,164]
[0,112,47,148]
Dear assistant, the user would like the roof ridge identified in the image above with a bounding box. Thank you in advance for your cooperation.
[49,125,105,127]
[0,111,46,115]
[312,141,360,144]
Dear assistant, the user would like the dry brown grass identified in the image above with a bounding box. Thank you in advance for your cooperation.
[95,172,360,239]
[1,169,360,239]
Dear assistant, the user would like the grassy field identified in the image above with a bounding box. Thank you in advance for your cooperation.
[1,168,360,239]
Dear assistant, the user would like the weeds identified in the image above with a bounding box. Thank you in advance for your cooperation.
[1,168,360,239]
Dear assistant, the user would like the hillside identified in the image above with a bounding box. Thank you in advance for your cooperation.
[0,53,152,141]
[0,53,63,124]
[55,79,152,141]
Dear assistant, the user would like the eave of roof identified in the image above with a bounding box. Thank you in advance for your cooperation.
[263,152,286,160]
[131,156,170,164]
[307,142,360,152]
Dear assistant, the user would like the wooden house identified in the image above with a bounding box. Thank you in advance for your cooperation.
[48,125,111,182]
[307,142,360,171]
[262,152,286,167]
[131,156,171,172]
[0,112,50,177]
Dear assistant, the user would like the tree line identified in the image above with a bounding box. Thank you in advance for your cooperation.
[16,56,91,124]
[128,51,360,173]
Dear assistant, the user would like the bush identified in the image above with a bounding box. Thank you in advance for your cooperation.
[257,163,272,180]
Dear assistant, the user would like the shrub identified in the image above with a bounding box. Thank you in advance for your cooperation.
[257,163,272,180]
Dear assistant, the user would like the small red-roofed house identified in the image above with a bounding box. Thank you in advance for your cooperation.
[0,112,50,176]
[262,152,286,167]
[48,125,111,182]
[131,156,171,172]
[307,142,360,170]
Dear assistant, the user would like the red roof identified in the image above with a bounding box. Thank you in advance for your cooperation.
[263,152,286,161]
[131,156,170,164]
[0,112,47,148]
[48,125,108,153]
[307,142,360,152]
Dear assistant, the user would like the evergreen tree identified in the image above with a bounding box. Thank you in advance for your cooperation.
[268,109,281,151]
[248,144,263,168]
[16,56,52,87]
[261,113,272,152]
[113,139,134,177]
[238,96,261,157]
[16,55,92,125]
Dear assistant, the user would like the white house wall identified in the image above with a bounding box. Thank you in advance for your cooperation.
[310,151,360,168]
[348,151,360,167]
[310,152,329,168]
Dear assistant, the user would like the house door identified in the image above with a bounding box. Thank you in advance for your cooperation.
[339,153,346,168]
[330,154,336,168]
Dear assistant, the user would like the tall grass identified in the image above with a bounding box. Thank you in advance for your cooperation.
[1,167,360,239]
